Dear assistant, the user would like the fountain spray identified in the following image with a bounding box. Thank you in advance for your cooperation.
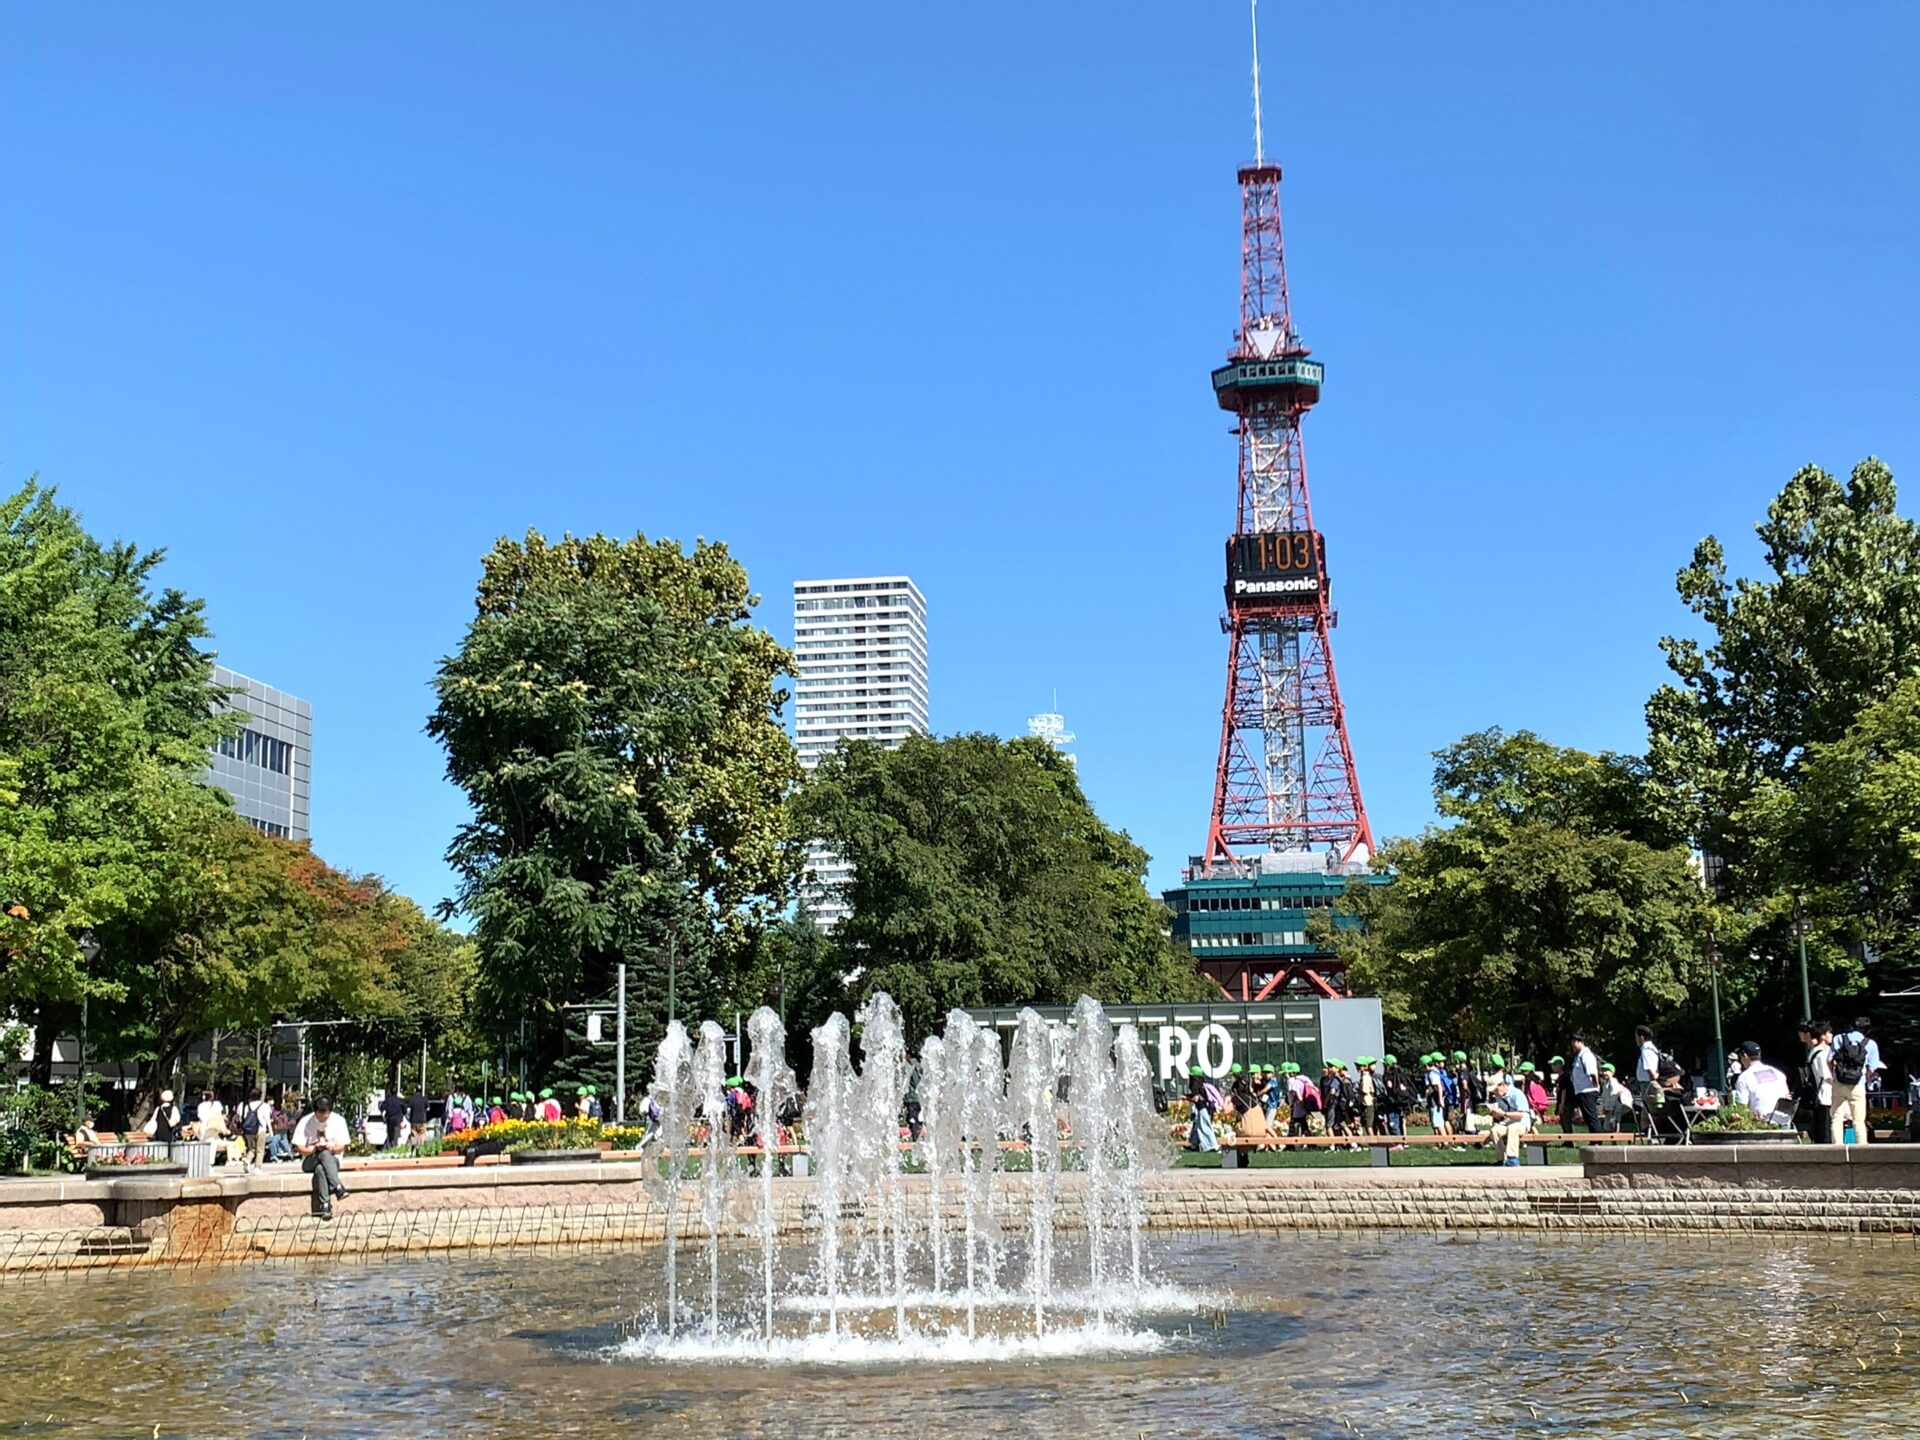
[1009,1008,1060,1334]
[854,992,912,1339]
[1111,1021,1166,1292]
[644,1021,695,1337]
[917,1032,952,1295]
[1067,996,1116,1324]
[692,1020,736,1340]
[745,1005,793,1345]
[804,1011,854,1339]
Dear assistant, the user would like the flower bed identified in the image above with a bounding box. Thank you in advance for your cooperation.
[440,1119,646,1153]
[1691,1102,1797,1144]
[86,1157,188,1179]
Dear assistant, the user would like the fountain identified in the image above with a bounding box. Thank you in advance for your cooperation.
[690,1019,735,1339]
[621,992,1183,1364]
[743,1004,793,1343]
[640,1020,694,1337]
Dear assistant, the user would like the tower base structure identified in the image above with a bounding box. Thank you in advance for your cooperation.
[1165,850,1383,1001]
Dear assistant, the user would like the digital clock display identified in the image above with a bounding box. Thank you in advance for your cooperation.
[1226,531,1324,605]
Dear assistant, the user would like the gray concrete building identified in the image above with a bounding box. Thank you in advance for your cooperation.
[206,665,313,841]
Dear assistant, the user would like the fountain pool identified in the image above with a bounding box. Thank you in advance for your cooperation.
[5,1232,1918,1438]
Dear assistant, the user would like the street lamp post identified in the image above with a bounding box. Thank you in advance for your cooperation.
[1704,931,1726,1099]
[1791,892,1813,1021]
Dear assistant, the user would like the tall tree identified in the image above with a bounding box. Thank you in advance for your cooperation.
[1750,675,1920,1056]
[0,480,229,1082]
[798,732,1212,1041]
[1648,457,1920,886]
[1332,730,1710,1066]
[429,529,803,1074]
[1646,457,1914,1021]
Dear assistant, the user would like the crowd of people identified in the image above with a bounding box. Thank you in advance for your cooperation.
[1179,1016,1905,1164]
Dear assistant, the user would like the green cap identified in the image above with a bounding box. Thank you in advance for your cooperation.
[1188,1065,1203,1076]
[1357,1055,1375,1067]
[1452,1050,1467,1061]
[1486,1053,1504,1067]
[539,1088,554,1099]
[491,1096,502,1105]
[727,1076,743,1087]
[582,1086,595,1096]
[1519,1062,1536,1073]
[1549,1055,1565,1065]
[1281,1062,1297,1074]
[1262,1063,1276,1072]
[1384,1054,1397,1066]
[1230,1063,1243,1075]
[1325,1058,1342,1069]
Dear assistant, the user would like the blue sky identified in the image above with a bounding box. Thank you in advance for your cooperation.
[6,5,1919,910]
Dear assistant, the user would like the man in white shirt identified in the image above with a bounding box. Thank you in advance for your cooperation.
[1731,1042,1793,1126]
[1633,1027,1661,1089]
[1568,1034,1604,1133]
[293,1097,351,1219]
[1830,1017,1880,1145]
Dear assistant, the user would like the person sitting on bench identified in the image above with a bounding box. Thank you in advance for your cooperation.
[293,1096,350,1220]
[1486,1079,1531,1167]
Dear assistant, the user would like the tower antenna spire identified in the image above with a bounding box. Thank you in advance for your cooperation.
[1249,0,1265,167]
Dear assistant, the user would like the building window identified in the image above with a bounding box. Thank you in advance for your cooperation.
[218,727,293,775]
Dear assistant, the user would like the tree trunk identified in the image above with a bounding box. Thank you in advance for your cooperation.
[27,1003,63,1088]
[130,1029,194,1126]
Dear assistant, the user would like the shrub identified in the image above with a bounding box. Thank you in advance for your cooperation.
[1691,1102,1779,1134]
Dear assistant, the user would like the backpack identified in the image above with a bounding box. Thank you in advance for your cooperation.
[150,1105,178,1143]
[239,1103,263,1137]
[1832,1033,1869,1087]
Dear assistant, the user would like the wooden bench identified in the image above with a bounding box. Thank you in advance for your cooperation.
[1215,1133,1492,1168]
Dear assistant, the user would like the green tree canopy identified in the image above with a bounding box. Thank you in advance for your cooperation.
[1749,675,1920,1056]
[0,480,231,1080]
[1648,457,1920,889]
[798,732,1211,1041]
[90,805,437,1110]
[428,529,803,1072]
[1643,457,1917,1030]
[1335,729,1709,1066]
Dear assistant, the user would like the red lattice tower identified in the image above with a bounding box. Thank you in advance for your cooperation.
[1199,155,1375,886]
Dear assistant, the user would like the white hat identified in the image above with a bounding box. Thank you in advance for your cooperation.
[159,1089,175,1103]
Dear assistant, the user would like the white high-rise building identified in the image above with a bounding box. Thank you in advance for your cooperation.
[793,575,929,925]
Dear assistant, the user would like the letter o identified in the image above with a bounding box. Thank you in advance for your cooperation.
[1196,1024,1233,1078]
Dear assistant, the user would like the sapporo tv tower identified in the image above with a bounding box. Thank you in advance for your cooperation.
[1177,3,1376,1001]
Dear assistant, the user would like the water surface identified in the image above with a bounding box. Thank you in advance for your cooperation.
[2,1231,1915,1438]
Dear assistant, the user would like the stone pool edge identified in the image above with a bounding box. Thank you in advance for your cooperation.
[5,1147,1920,1275]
